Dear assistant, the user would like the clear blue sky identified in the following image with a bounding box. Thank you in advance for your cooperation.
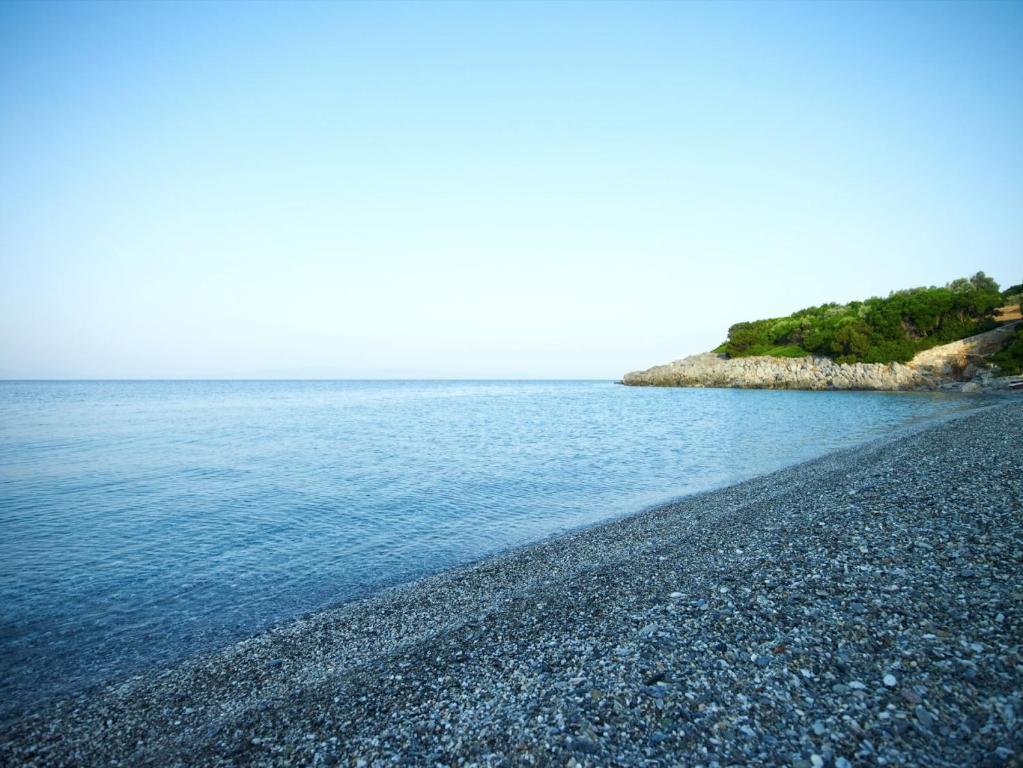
[1,1,1020,379]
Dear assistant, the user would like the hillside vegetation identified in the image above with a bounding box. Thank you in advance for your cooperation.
[716,272,1016,365]
[989,323,1023,375]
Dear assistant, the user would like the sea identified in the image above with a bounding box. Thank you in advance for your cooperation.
[0,380,988,720]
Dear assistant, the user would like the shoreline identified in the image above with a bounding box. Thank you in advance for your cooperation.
[0,390,995,721]
[3,400,1021,766]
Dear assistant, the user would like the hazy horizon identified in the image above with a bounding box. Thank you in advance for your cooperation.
[2,1,1021,379]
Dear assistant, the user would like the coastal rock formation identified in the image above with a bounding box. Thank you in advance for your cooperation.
[622,321,1021,391]
[908,319,1019,377]
[622,353,935,390]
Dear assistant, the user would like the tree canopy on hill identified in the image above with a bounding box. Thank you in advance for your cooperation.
[716,272,1008,364]
[1003,282,1023,308]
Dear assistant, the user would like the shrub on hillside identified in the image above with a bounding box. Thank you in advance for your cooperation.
[719,272,1002,364]
[1002,282,1023,307]
[990,326,1023,376]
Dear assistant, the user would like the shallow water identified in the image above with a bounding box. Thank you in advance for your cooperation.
[0,380,985,717]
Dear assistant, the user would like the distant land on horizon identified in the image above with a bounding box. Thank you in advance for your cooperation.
[713,271,1022,366]
[623,271,1023,390]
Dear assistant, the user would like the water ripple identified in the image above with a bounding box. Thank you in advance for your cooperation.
[0,380,985,718]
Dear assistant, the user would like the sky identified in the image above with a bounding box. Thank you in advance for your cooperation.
[1,1,1021,379]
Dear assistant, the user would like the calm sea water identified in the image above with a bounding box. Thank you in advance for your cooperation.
[0,380,985,718]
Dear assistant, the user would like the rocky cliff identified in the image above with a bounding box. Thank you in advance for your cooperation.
[622,321,1021,392]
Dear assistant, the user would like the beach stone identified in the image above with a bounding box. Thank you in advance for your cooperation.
[571,737,597,754]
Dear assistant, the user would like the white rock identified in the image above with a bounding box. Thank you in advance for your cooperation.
[883,673,897,687]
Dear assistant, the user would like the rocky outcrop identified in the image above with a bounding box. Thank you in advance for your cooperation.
[621,353,936,390]
[908,320,1018,377]
[622,321,1021,391]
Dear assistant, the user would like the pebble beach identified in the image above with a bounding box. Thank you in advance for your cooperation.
[2,399,1021,767]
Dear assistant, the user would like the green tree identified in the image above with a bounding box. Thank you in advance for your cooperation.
[718,272,1003,364]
